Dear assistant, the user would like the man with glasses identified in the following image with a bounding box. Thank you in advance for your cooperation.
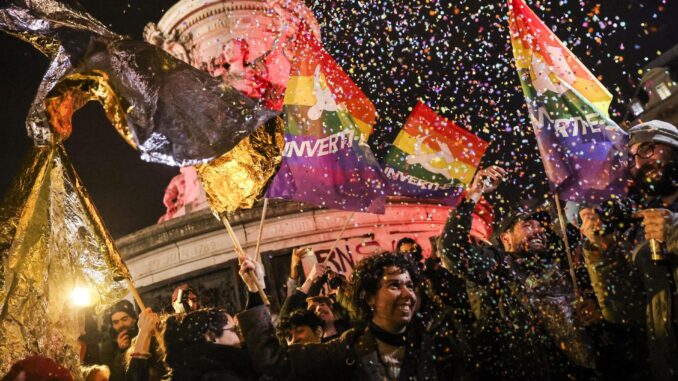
[580,120,678,380]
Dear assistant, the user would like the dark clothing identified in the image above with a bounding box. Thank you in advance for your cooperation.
[583,195,678,380]
[160,342,257,381]
[279,275,351,343]
[127,358,151,381]
[101,340,128,381]
[238,304,469,381]
[439,198,595,380]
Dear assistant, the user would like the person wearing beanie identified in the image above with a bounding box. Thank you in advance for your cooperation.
[101,300,139,381]
[580,119,678,380]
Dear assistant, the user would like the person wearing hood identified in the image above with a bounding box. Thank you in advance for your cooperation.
[438,165,597,380]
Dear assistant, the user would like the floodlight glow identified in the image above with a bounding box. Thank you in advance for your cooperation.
[70,286,93,307]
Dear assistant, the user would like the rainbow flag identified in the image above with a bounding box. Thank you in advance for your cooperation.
[509,0,627,202]
[266,27,386,213]
[383,101,489,205]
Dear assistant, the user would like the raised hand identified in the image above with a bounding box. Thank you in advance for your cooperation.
[239,257,266,293]
[138,308,159,335]
[468,166,507,201]
[579,208,613,251]
[635,208,673,243]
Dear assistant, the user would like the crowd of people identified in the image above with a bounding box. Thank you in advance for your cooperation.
[2,119,677,380]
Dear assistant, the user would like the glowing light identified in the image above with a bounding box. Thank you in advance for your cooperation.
[70,286,93,307]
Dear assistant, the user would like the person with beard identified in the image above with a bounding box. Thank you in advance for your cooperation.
[439,165,597,380]
[580,120,678,380]
[102,300,139,381]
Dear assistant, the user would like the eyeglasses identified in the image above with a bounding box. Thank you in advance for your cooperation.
[629,143,656,162]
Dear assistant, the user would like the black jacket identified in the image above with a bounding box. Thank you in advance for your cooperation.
[583,194,678,380]
[101,340,128,381]
[439,198,596,380]
[238,304,469,381]
[169,342,257,381]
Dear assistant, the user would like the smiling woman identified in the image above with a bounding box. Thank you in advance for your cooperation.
[235,252,467,381]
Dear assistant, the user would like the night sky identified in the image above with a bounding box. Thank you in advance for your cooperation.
[0,0,676,238]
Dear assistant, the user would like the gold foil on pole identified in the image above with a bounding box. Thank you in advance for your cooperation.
[0,143,129,374]
[197,117,285,213]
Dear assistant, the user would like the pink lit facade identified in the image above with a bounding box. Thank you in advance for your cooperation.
[118,1,453,312]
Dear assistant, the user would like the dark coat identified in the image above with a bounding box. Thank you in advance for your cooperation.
[101,340,128,381]
[237,304,469,381]
[439,198,596,380]
[167,342,257,381]
[583,195,678,380]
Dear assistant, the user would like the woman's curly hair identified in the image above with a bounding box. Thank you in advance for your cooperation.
[346,251,420,322]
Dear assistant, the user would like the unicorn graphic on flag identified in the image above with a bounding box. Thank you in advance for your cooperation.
[406,137,457,180]
[308,65,338,121]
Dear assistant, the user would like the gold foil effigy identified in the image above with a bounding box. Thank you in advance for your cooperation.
[197,117,285,213]
[1,1,277,166]
[0,144,129,375]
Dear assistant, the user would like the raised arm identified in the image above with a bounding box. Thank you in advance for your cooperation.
[237,258,352,380]
[280,262,328,320]
[439,166,506,285]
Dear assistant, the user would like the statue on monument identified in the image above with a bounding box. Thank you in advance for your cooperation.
[150,0,321,222]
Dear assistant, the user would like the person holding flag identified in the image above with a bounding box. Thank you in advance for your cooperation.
[506,0,670,379]
[438,164,598,379]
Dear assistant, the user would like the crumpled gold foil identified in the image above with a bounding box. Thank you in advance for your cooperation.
[0,143,129,375]
[45,71,135,147]
[196,117,285,213]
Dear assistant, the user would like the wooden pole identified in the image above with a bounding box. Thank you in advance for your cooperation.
[125,278,146,310]
[554,195,581,298]
[219,213,270,305]
[322,212,355,265]
[254,198,269,263]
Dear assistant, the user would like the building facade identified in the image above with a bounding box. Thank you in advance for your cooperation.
[117,200,451,313]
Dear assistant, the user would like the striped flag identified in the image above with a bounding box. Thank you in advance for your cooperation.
[266,26,386,213]
[509,0,628,201]
[383,101,489,205]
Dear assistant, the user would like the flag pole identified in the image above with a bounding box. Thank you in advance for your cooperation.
[554,195,581,298]
[219,213,270,305]
[322,212,355,265]
[125,278,146,310]
[254,198,269,263]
